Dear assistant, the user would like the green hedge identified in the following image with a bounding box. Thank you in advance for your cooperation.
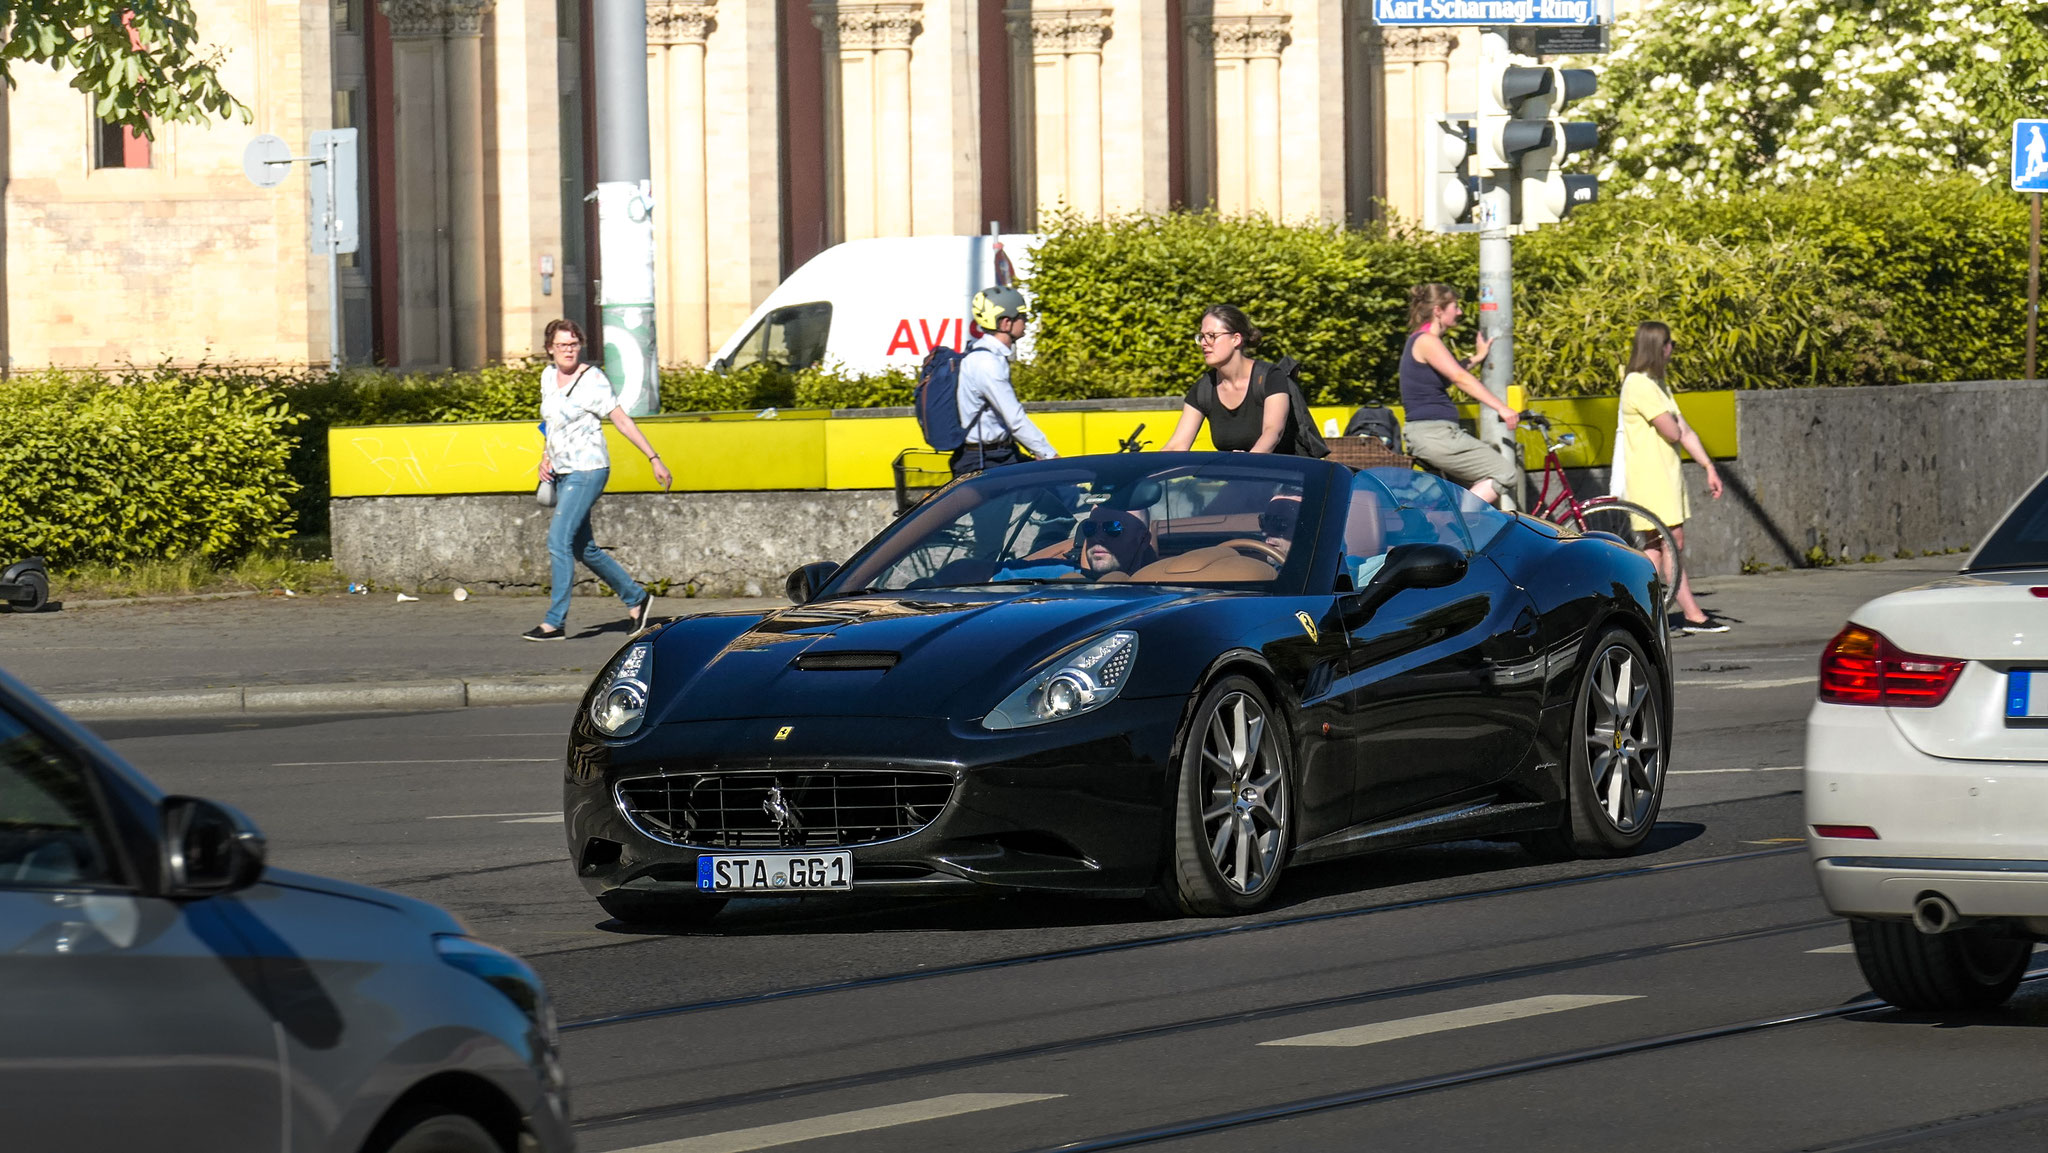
[0,368,300,567]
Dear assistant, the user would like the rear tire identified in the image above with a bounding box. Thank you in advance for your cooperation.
[369,1111,504,1153]
[1576,500,1680,613]
[1528,627,1667,860]
[7,571,47,613]
[1154,676,1292,917]
[597,890,727,928]
[1850,918,2031,1012]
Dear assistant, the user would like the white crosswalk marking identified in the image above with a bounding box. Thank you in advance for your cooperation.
[607,1093,1065,1153]
[1807,944,1856,954]
[1261,994,1641,1048]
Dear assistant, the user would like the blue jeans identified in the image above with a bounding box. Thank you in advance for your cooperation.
[546,468,646,628]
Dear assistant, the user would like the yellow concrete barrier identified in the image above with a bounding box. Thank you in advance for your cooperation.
[327,390,1738,498]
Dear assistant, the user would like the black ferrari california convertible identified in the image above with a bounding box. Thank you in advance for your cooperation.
[565,454,1671,923]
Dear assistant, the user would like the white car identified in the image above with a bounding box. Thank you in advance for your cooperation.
[1806,470,2048,1010]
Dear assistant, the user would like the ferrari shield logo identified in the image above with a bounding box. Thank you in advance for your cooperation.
[1295,612,1319,644]
[773,725,793,741]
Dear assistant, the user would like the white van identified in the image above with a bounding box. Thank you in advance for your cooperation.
[711,233,1040,377]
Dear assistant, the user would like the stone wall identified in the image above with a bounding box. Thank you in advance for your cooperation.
[332,489,901,597]
[1560,380,2048,576]
[333,380,2048,592]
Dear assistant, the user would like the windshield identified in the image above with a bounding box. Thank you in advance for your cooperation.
[1968,472,2048,572]
[824,455,1331,595]
[1339,467,1511,589]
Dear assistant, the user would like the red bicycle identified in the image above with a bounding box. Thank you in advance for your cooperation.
[1518,412,1682,612]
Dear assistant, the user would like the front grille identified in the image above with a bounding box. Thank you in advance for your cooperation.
[617,770,955,849]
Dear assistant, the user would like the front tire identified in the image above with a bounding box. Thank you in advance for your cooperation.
[597,889,727,928]
[1850,919,2031,1011]
[368,1111,503,1153]
[1529,627,1667,859]
[1156,676,1292,916]
[7,570,47,613]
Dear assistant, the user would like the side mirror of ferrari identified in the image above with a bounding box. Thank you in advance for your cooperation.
[785,561,838,604]
[1340,543,1468,626]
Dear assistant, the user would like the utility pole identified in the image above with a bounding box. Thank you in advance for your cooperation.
[1475,28,1520,511]
[594,0,660,414]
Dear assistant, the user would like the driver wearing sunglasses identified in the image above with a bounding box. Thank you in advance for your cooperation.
[1257,491,1302,562]
[989,504,1155,583]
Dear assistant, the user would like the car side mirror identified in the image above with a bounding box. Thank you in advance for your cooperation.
[1340,543,1468,626]
[160,796,267,898]
[785,561,838,604]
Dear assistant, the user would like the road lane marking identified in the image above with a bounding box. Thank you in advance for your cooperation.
[502,815,562,823]
[1807,944,1855,954]
[1670,765,1800,775]
[272,758,558,766]
[1259,994,1641,1049]
[609,1093,1065,1153]
[1674,676,1818,690]
[427,812,560,820]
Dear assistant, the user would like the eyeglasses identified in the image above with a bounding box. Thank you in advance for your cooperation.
[1258,510,1299,537]
[1194,331,1236,346]
[551,339,581,350]
[1079,518,1128,539]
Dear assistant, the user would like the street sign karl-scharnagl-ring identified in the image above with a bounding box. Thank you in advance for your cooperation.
[1374,0,1609,25]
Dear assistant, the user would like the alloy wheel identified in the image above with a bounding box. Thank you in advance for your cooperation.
[1197,691,1288,894]
[1584,644,1662,834]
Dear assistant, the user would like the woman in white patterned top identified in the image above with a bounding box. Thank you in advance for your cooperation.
[523,319,674,641]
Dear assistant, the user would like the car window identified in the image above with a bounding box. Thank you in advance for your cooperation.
[830,457,1325,593]
[1341,468,1512,588]
[1968,473,2048,572]
[726,302,832,372]
[0,709,117,889]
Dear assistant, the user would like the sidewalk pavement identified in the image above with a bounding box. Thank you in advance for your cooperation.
[0,556,1964,719]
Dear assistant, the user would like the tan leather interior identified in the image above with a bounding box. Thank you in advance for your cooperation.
[1129,545,1277,583]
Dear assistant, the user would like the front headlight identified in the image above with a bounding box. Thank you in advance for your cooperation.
[588,640,653,738]
[983,630,1138,730]
[434,934,556,1039]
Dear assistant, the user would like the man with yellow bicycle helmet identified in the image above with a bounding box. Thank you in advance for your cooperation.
[952,286,1057,477]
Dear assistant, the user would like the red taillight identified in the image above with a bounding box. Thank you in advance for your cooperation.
[1812,824,1880,840]
[1818,624,1964,708]
[2032,587,2048,598]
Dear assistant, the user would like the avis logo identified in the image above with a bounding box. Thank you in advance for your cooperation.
[885,318,977,357]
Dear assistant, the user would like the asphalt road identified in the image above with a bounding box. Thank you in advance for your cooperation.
[71,556,2048,1152]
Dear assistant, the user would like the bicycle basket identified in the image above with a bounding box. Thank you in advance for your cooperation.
[892,447,953,513]
[1324,436,1413,471]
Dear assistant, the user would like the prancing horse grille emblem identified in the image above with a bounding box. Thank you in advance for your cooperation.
[762,785,802,838]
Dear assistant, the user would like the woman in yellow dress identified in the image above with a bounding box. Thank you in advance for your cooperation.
[1616,322,1726,633]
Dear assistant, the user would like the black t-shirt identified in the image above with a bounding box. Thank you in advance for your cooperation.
[1185,362,1298,454]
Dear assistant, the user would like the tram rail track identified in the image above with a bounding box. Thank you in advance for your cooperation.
[1020,969,2048,1152]
[568,912,1835,1134]
[562,844,1804,1034]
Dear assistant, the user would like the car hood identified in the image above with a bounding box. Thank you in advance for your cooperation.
[649,587,1212,723]
[259,866,468,936]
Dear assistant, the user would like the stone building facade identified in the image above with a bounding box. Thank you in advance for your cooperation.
[0,0,1637,372]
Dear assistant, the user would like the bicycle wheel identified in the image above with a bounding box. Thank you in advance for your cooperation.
[1575,498,1682,613]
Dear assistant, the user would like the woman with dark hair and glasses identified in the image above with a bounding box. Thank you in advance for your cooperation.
[1162,305,1303,455]
[522,318,672,642]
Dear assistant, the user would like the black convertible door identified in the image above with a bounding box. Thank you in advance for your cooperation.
[1332,472,1545,825]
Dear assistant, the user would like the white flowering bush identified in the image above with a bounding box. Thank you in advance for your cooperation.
[1578,0,2048,195]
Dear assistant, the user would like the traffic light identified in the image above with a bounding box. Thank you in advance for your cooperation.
[1421,116,1480,233]
[1517,71,1599,229]
[1473,51,1600,233]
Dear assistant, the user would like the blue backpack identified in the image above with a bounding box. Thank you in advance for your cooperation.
[914,345,996,452]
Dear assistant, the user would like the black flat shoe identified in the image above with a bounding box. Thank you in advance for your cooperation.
[627,598,652,632]
[521,625,566,642]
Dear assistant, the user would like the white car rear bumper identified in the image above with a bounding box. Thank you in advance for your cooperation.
[1806,700,2048,921]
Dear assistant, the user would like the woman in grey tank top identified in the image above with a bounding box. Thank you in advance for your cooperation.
[1399,283,1522,507]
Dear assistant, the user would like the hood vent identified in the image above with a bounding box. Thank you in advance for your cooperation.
[793,650,901,672]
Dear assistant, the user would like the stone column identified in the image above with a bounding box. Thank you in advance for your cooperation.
[1209,11,1288,217]
[382,0,451,367]
[814,3,923,241]
[649,0,715,364]
[1377,26,1457,227]
[444,0,493,369]
[1010,6,1113,222]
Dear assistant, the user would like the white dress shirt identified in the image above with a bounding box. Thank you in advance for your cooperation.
[955,335,1057,459]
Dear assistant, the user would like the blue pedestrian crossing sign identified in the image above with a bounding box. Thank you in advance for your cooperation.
[2015,120,2048,192]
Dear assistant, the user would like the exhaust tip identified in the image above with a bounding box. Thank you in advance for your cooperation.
[1912,893,1959,935]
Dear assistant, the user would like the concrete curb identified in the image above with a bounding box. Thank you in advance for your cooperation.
[50,676,591,719]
